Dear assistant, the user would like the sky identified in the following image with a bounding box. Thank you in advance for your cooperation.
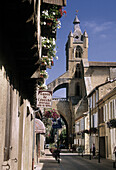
[46,0,116,97]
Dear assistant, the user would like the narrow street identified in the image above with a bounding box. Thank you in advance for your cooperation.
[35,149,115,170]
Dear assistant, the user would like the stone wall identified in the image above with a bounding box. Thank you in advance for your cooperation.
[0,66,7,169]
[0,66,34,170]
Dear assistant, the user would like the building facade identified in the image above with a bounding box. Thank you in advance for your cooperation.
[1,0,66,170]
[98,85,116,160]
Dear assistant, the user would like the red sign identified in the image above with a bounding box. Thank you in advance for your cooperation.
[37,90,52,108]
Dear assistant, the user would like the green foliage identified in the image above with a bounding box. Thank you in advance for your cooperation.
[59,128,67,145]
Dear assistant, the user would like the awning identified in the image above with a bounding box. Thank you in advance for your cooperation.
[35,118,46,134]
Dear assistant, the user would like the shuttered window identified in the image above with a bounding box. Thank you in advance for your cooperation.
[98,107,103,124]
[80,118,85,131]
[105,104,108,121]
[93,93,95,108]
[75,122,80,133]
[93,112,98,128]
[109,102,111,119]
[112,100,115,119]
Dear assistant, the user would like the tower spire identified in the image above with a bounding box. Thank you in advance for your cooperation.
[73,10,80,24]
[73,10,82,41]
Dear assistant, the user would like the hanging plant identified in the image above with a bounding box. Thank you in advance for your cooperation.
[40,70,48,79]
[44,109,60,119]
[42,37,56,49]
[83,129,89,134]
[38,80,44,86]
[42,37,56,56]
[89,128,98,134]
[77,132,81,135]
[107,119,116,128]
[41,37,57,68]
[39,84,47,90]
[41,5,66,30]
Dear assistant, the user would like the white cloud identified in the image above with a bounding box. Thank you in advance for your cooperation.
[83,21,114,34]
[100,34,107,38]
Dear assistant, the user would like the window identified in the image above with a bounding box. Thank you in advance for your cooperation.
[85,117,88,129]
[89,97,92,108]
[93,93,95,108]
[105,104,108,121]
[91,115,93,128]
[109,100,115,119]
[103,104,108,122]
[98,107,103,124]
[75,83,80,96]
[75,46,82,58]
[80,118,85,131]
[75,122,80,133]
[109,101,112,119]
[96,90,98,104]
[112,100,115,119]
[94,112,98,128]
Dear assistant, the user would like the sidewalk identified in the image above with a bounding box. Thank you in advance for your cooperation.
[34,149,55,170]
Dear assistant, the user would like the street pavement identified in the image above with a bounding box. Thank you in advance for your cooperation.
[34,149,116,170]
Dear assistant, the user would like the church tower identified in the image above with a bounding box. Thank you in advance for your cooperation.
[65,14,89,104]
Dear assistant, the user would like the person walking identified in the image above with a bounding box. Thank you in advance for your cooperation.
[113,146,116,162]
[93,143,95,158]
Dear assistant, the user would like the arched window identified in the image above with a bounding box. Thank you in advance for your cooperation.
[75,46,82,58]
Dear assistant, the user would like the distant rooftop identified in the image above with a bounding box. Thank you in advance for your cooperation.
[89,61,116,67]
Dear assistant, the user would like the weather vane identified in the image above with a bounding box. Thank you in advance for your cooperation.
[76,10,79,15]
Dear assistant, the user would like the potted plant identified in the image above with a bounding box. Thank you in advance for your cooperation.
[40,70,48,79]
[83,129,89,134]
[107,119,116,128]
[89,128,98,134]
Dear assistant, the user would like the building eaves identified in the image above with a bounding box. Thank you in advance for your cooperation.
[89,61,116,67]
[42,0,66,6]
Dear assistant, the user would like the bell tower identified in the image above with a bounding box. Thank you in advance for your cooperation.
[65,14,89,104]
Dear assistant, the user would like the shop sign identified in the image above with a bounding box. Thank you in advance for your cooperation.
[37,90,52,108]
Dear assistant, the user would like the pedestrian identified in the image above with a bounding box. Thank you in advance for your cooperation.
[113,146,116,162]
[93,143,95,158]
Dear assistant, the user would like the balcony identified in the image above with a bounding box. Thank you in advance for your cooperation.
[42,0,66,6]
